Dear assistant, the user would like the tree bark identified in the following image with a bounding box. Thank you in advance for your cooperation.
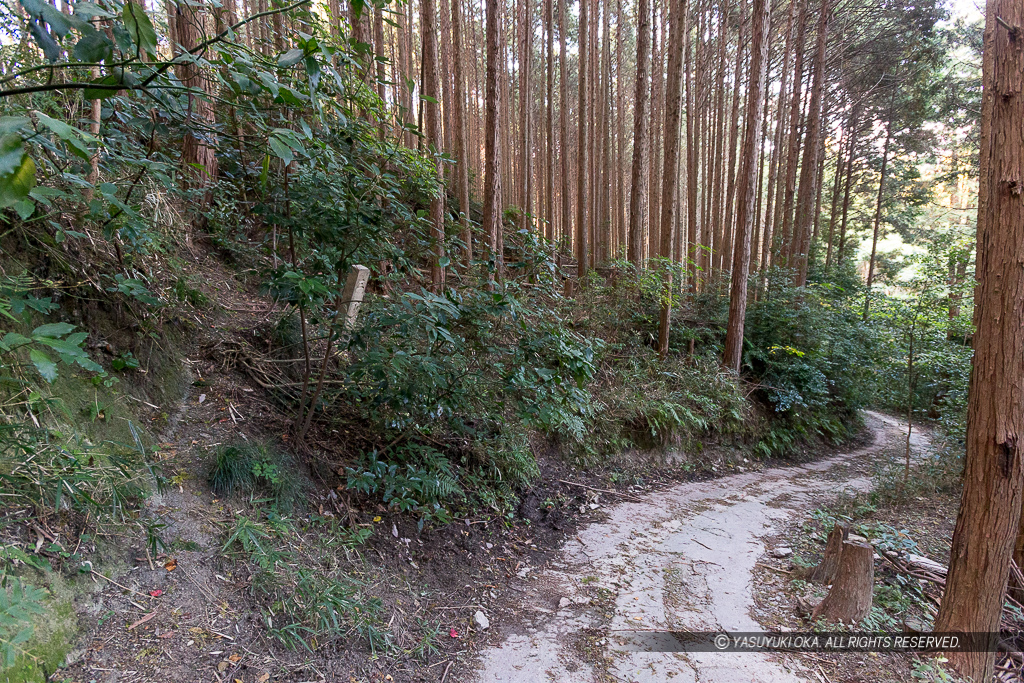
[599,0,612,262]
[421,0,446,291]
[438,0,453,153]
[544,0,555,243]
[684,1,697,292]
[708,2,727,274]
[615,0,627,256]
[934,2,1024,680]
[722,0,770,372]
[172,0,218,227]
[811,541,874,624]
[811,523,848,584]
[721,4,746,276]
[823,116,847,271]
[657,0,687,358]
[628,0,652,266]
[836,111,858,265]
[648,3,665,263]
[764,0,798,269]
[482,0,503,281]
[779,0,808,265]
[399,0,414,147]
[587,0,599,268]
[862,117,892,320]
[791,0,828,286]
[374,6,387,103]
[451,0,472,269]
[559,0,570,254]
[518,0,533,230]
[575,0,590,278]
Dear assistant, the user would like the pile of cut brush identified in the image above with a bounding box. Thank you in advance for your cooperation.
[880,550,1024,682]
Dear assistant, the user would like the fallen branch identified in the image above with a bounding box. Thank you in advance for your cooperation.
[556,479,645,503]
[90,569,155,602]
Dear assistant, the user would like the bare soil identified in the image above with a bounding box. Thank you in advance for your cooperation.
[56,248,851,683]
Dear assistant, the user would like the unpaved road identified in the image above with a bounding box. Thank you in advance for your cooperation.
[472,411,926,682]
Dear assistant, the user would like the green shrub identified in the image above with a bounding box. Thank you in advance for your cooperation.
[208,443,302,509]
[221,511,382,652]
[0,423,152,522]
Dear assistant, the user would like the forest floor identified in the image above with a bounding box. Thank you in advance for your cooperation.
[51,248,959,683]
[469,411,955,683]
[53,248,782,683]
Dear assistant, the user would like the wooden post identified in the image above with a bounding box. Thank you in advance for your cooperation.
[812,540,874,624]
[340,264,371,337]
[295,265,370,441]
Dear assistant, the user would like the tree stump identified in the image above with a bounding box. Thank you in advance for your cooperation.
[810,523,848,584]
[811,540,874,625]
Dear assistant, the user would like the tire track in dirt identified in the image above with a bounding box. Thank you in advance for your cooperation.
[471,411,923,682]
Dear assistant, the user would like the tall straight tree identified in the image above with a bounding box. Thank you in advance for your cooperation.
[862,110,892,319]
[576,0,590,278]
[518,0,533,230]
[934,1,1024,680]
[791,0,828,285]
[544,0,555,242]
[559,0,570,253]
[586,0,599,267]
[684,0,698,290]
[657,0,687,358]
[172,0,219,223]
[421,0,446,291]
[722,0,769,372]
[615,0,627,254]
[708,1,727,273]
[451,0,472,268]
[720,9,746,274]
[599,0,612,261]
[628,0,652,265]
[778,0,808,262]
[648,3,665,260]
[764,0,798,269]
[482,0,503,280]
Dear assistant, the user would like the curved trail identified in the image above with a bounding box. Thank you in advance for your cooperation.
[472,412,925,682]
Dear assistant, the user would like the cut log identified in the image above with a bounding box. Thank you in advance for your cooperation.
[905,553,947,577]
[811,540,874,625]
[810,523,848,584]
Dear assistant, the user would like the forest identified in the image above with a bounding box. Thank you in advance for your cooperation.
[0,0,1019,679]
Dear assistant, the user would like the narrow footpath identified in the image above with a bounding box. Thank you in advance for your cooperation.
[472,411,926,682]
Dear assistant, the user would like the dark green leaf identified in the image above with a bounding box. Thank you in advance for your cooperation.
[37,337,87,357]
[26,20,60,62]
[278,48,305,68]
[13,199,34,219]
[82,74,123,100]
[268,137,293,165]
[29,349,57,382]
[34,112,93,161]
[0,152,36,209]
[122,1,158,57]
[73,28,114,62]
[32,322,76,337]
[0,133,25,177]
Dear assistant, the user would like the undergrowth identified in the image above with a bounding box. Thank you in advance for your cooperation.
[208,442,303,509]
[220,509,383,652]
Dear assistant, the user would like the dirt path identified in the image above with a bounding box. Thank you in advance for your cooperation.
[471,411,926,682]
